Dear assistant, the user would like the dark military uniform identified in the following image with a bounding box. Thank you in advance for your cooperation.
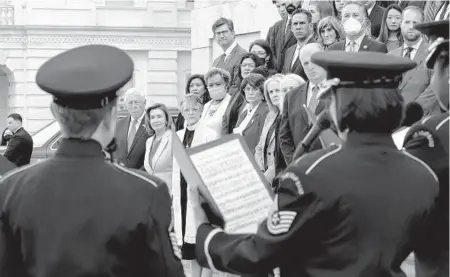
[0,45,184,277]
[403,20,450,277]
[195,52,439,277]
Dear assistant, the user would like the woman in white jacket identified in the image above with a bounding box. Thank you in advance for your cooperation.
[143,103,174,190]
[172,94,218,277]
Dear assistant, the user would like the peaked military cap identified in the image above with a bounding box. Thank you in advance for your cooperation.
[36,44,134,110]
[415,20,449,69]
[312,51,417,99]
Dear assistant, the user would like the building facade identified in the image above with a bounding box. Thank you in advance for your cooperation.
[0,0,192,133]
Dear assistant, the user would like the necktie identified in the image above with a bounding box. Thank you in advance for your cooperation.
[348,41,356,52]
[440,1,449,20]
[291,45,301,69]
[285,17,292,38]
[404,47,414,59]
[127,119,138,151]
[425,1,440,22]
[309,85,319,114]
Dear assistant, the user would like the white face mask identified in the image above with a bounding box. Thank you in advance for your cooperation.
[343,17,363,36]
[209,86,227,100]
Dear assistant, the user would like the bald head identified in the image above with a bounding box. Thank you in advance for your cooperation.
[299,43,323,63]
[299,43,326,84]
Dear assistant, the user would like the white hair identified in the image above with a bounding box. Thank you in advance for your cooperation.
[124,88,146,103]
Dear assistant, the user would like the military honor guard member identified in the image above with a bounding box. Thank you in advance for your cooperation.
[402,20,450,277]
[190,51,440,277]
[0,45,184,277]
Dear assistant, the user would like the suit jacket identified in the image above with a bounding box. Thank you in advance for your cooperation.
[222,90,245,135]
[235,102,269,154]
[389,41,438,116]
[144,130,173,190]
[172,126,218,246]
[212,43,248,90]
[328,35,387,53]
[4,127,33,167]
[279,82,327,165]
[397,0,426,10]
[369,4,386,38]
[266,18,297,72]
[115,116,151,169]
[281,37,316,80]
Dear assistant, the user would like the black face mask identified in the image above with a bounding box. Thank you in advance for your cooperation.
[286,3,298,15]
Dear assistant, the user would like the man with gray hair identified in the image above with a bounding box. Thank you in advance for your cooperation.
[0,45,184,276]
[115,87,151,169]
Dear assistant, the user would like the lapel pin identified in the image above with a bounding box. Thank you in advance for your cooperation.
[363,45,368,49]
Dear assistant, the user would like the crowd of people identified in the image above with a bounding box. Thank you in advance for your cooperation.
[106,1,449,276]
[0,1,447,277]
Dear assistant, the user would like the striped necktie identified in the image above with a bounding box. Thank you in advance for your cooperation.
[425,1,440,22]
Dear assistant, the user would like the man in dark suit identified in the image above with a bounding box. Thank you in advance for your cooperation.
[266,0,301,72]
[389,6,438,115]
[402,19,449,277]
[363,0,385,38]
[3,113,33,167]
[281,8,315,80]
[328,2,388,53]
[279,43,327,165]
[115,88,151,169]
[211,17,247,90]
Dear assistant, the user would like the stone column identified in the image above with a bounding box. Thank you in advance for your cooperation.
[147,50,179,108]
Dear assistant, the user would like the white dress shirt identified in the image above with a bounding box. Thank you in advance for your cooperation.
[128,112,145,137]
[403,37,422,60]
[345,33,365,52]
[367,2,376,15]
[224,40,238,62]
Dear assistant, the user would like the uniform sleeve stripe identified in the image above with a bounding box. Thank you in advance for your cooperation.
[112,163,158,188]
[436,116,449,131]
[305,145,342,175]
[204,228,222,272]
[402,151,439,183]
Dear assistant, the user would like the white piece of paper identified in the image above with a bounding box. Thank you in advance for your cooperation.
[392,127,410,150]
[189,139,273,234]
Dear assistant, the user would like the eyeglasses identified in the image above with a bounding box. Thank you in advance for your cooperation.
[214,30,230,36]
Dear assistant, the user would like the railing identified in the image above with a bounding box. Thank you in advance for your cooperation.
[0,6,13,25]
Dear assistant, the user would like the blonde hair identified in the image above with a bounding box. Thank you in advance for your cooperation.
[263,74,284,113]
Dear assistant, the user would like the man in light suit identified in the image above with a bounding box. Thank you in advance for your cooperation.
[362,0,386,38]
[281,8,316,80]
[328,2,387,53]
[266,0,301,72]
[279,43,328,165]
[211,17,247,90]
[389,6,438,115]
[115,88,151,169]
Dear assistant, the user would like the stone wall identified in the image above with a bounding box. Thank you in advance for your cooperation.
[0,0,192,133]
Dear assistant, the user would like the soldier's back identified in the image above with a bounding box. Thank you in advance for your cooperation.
[285,133,438,276]
[0,139,184,277]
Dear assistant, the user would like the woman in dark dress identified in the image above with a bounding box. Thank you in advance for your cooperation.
[175,74,211,131]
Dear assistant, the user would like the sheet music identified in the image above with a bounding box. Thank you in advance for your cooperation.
[392,127,410,150]
[190,139,273,234]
